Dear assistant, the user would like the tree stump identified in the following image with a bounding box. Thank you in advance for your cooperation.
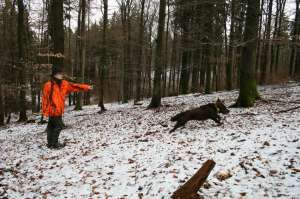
[171,160,216,199]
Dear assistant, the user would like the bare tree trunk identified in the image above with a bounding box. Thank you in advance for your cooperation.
[274,0,286,74]
[0,87,4,126]
[204,2,214,94]
[98,0,108,111]
[290,0,300,79]
[235,0,260,107]
[68,0,73,106]
[171,22,179,95]
[163,0,170,97]
[75,0,87,110]
[191,49,201,93]
[120,0,133,103]
[260,0,273,84]
[226,0,236,90]
[255,0,264,78]
[135,0,146,103]
[49,0,64,68]
[17,0,27,122]
[148,0,166,108]
[178,1,191,95]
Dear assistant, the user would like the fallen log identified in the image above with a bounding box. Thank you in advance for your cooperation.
[171,160,216,199]
[274,106,300,114]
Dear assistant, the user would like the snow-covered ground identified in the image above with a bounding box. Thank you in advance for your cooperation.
[1,83,300,199]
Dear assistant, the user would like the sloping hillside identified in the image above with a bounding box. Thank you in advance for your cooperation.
[1,83,300,199]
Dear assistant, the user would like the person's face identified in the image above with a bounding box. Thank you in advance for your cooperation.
[54,73,64,80]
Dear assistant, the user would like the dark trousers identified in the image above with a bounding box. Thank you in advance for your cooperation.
[47,116,64,147]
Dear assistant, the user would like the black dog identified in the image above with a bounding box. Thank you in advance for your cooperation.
[170,99,230,133]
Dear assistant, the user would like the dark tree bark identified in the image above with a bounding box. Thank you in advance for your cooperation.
[235,0,260,107]
[67,0,73,106]
[148,0,166,108]
[255,0,264,76]
[191,49,201,93]
[75,0,87,110]
[234,1,247,88]
[0,83,4,126]
[17,0,27,122]
[49,0,64,68]
[274,0,286,74]
[291,0,300,79]
[178,0,191,95]
[98,0,108,111]
[226,0,236,90]
[170,24,179,95]
[260,0,273,84]
[171,160,216,199]
[119,0,133,103]
[135,0,146,103]
[162,0,170,97]
[203,2,214,94]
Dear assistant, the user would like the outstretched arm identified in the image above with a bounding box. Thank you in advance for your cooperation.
[66,81,92,94]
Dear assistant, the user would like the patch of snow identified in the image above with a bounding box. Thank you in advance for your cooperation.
[1,83,300,198]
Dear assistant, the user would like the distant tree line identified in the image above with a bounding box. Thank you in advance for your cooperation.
[0,0,300,125]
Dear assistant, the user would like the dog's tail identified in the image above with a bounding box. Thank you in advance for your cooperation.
[171,112,184,121]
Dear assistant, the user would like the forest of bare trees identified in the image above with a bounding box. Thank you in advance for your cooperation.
[0,0,300,125]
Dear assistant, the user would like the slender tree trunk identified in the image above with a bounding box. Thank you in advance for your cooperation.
[204,2,214,94]
[49,0,64,68]
[291,0,300,79]
[98,0,108,111]
[147,20,153,97]
[135,0,145,103]
[170,28,178,95]
[199,51,206,90]
[74,1,82,107]
[31,76,37,113]
[163,0,170,97]
[255,0,264,77]
[120,0,132,103]
[179,45,190,94]
[271,0,280,74]
[274,0,286,74]
[68,0,73,106]
[0,81,4,126]
[235,2,246,88]
[178,2,191,95]
[235,0,260,107]
[226,0,236,90]
[260,0,273,84]
[75,0,87,110]
[148,0,166,108]
[17,0,27,122]
[191,49,201,93]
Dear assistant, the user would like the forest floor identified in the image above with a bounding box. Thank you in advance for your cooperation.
[1,83,300,199]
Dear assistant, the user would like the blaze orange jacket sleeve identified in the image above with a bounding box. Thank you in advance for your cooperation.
[42,82,51,117]
[66,81,90,94]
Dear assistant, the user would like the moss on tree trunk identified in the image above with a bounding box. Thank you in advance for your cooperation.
[235,0,260,107]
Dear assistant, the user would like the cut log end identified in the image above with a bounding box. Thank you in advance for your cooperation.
[171,160,216,199]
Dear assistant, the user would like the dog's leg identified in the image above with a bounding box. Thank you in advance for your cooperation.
[170,120,187,133]
[212,115,222,125]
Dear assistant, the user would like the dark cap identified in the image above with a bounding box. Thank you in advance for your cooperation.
[51,66,63,76]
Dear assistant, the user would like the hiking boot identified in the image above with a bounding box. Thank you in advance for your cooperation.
[48,142,65,149]
[53,142,66,149]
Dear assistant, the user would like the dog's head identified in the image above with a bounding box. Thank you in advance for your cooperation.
[216,99,230,114]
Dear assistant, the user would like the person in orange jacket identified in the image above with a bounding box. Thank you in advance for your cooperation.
[42,67,92,149]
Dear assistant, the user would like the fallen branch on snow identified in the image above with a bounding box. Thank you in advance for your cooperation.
[171,160,216,199]
[274,106,300,114]
[261,98,300,105]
